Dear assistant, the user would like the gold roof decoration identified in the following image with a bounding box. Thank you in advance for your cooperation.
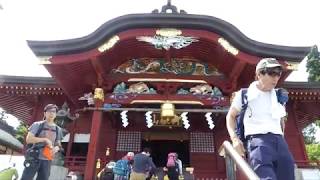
[156,28,182,37]
[38,56,52,64]
[98,35,120,52]
[285,61,299,71]
[218,38,239,55]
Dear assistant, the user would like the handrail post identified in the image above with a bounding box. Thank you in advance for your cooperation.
[219,140,259,180]
[225,154,236,180]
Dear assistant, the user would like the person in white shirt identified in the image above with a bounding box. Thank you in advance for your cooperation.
[226,58,294,180]
[175,154,183,177]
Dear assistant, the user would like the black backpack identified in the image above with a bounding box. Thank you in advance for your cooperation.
[235,88,288,144]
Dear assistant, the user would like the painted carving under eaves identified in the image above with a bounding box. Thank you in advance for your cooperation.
[56,102,79,128]
[79,92,94,106]
[136,35,198,50]
[113,82,157,94]
[111,58,222,76]
[177,84,223,96]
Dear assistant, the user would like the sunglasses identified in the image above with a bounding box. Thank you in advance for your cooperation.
[260,68,282,77]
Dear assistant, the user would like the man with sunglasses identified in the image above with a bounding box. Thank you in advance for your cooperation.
[226,58,294,180]
[21,104,63,180]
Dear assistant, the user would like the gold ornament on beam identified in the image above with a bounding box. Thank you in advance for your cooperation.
[218,38,239,55]
[38,56,52,64]
[156,28,182,37]
[94,88,104,101]
[285,61,299,71]
[98,35,120,52]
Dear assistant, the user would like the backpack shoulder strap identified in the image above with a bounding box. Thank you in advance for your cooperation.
[54,125,59,144]
[275,88,289,105]
[35,121,46,137]
[240,88,248,108]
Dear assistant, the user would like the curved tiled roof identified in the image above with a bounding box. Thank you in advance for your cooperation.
[28,13,311,61]
[0,129,23,151]
[0,75,65,124]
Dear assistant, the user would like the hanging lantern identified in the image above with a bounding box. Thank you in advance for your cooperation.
[105,147,110,156]
[161,102,175,119]
[96,158,101,169]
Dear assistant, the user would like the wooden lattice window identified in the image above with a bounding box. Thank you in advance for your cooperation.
[116,131,141,152]
[190,132,214,153]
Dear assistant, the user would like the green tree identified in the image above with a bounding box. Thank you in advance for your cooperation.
[15,121,28,144]
[302,120,320,163]
[305,144,320,161]
[306,45,320,82]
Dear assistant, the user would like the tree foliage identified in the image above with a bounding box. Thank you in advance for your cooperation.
[305,144,320,161]
[306,45,320,82]
[302,121,320,162]
[15,121,29,144]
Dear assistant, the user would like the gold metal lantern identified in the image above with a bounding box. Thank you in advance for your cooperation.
[161,102,175,119]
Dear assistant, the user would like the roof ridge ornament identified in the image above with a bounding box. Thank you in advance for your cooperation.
[152,0,187,14]
[136,33,198,50]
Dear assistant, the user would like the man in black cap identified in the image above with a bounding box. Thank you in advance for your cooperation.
[21,104,63,180]
[226,58,294,179]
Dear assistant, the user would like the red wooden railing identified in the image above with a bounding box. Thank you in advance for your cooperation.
[296,160,320,169]
[64,156,87,172]
[64,156,110,175]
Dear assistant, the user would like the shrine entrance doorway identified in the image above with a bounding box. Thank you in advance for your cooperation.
[141,131,190,167]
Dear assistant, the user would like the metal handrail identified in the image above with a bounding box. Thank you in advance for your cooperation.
[218,141,259,180]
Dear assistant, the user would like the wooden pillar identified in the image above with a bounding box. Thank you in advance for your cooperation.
[291,101,308,160]
[66,121,76,156]
[84,88,104,180]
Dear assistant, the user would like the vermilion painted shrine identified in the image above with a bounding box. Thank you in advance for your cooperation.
[1,2,320,179]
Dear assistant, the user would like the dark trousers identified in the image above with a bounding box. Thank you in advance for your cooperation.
[21,159,52,180]
[167,166,179,180]
[247,133,295,180]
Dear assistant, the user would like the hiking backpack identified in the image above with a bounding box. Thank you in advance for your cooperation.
[166,153,176,167]
[235,88,288,143]
[26,121,59,149]
[24,121,59,167]
[112,159,129,176]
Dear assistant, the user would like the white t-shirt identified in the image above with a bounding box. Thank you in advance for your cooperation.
[231,87,284,137]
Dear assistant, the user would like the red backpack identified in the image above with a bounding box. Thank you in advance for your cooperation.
[166,153,176,167]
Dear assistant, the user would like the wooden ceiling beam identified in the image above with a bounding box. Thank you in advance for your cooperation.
[228,60,247,91]
[90,57,106,87]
